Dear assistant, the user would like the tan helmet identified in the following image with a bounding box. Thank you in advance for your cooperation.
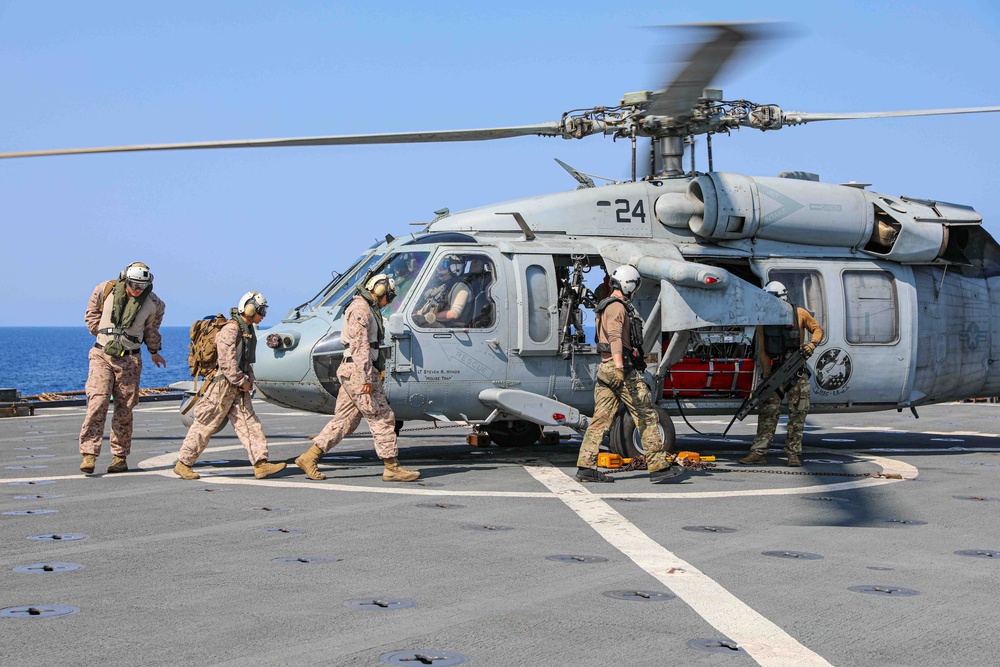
[365,273,397,303]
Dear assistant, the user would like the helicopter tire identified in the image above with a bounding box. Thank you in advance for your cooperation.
[618,406,675,459]
[607,406,630,457]
[486,420,543,448]
[179,394,228,435]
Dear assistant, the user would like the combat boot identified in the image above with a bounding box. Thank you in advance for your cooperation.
[80,454,97,475]
[294,444,326,480]
[253,460,287,479]
[173,461,200,480]
[576,467,615,483]
[786,453,802,467]
[739,451,768,465]
[382,457,420,482]
[106,456,128,474]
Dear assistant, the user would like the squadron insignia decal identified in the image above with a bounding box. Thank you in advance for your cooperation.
[814,348,852,395]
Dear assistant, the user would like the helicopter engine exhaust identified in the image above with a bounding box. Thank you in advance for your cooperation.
[655,173,980,263]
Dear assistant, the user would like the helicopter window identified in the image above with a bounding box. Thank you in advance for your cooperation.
[411,253,496,329]
[405,232,477,245]
[843,270,899,345]
[381,251,430,314]
[317,253,384,310]
[525,264,551,343]
[766,269,828,340]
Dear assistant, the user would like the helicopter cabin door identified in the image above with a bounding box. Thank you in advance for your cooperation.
[392,248,509,422]
[761,262,914,410]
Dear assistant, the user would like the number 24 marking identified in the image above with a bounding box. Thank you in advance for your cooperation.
[615,199,646,224]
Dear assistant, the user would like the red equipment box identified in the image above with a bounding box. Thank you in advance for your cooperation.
[663,358,755,398]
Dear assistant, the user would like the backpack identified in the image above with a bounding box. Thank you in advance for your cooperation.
[188,314,229,385]
[594,297,647,372]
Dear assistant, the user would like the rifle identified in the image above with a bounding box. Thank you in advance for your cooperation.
[723,350,807,436]
[417,283,449,322]
[557,256,595,359]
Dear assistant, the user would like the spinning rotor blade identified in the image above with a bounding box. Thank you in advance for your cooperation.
[647,21,779,120]
[783,106,1000,125]
[0,123,563,160]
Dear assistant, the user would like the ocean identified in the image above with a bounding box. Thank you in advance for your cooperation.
[0,327,196,396]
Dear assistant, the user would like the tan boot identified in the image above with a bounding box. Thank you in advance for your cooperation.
[80,454,97,475]
[786,453,802,467]
[294,445,326,480]
[253,460,287,479]
[739,451,768,465]
[382,457,420,482]
[106,456,128,474]
[173,461,200,480]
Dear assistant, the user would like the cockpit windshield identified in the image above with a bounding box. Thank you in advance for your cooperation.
[317,253,383,309]
[382,251,430,314]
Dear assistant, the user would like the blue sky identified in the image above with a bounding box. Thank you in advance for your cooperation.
[2,0,998,326]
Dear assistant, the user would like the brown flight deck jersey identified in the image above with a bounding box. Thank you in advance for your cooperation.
[596,299,630,363]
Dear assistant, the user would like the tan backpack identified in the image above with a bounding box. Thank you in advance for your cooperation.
[188,314,229,387]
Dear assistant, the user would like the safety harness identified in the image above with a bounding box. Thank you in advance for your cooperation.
[99,279,150,357]
[345,291,387,372]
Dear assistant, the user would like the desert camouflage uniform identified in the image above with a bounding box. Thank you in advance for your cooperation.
[79,282,164,457]
[576,299,668,472]
[313,295,397,459]
[177,321,270,466]
[749,306,823,456]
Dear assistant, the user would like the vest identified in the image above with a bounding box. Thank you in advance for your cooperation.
[228,309,257,375]
[95,286,159,353]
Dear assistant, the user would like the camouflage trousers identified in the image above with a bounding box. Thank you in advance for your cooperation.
[314,361,397,459]
[177,379,269,466]
[79,347,142,457]
[577,359,668,471]
[750,371,811,455]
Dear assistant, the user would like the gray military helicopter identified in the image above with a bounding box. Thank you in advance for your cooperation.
[5,23,1000,454]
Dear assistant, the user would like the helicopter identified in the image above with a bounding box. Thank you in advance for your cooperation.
[5,22,1000,455]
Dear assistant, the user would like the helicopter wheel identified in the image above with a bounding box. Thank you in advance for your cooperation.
[179,394,228,435]
[613,406,675,459]
[486,420,543,448]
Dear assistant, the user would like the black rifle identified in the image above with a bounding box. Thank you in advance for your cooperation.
[557,256,595,359]
[724,350,807,436]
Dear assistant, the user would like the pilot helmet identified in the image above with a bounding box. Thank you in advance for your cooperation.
[610,264,641,296]
[438,254,464,278]
[764,281,788,302]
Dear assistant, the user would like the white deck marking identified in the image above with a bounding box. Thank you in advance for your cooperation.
[526,464,833,667]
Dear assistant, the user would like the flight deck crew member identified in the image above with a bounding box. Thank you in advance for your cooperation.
[739,281,824,467]
[79,262,166,475]
[575,265,685,484]
[173,291,286,480]
[295,274,420,482]
[414,254,471,327]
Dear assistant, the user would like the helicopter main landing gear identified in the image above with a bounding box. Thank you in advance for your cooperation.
[608,406,675,458]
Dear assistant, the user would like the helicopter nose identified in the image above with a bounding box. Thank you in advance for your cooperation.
[252,319,341,411]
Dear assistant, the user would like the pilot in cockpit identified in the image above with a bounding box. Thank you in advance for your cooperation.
[413,254,470,327]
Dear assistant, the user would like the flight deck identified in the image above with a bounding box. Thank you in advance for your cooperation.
[2,402,999,666]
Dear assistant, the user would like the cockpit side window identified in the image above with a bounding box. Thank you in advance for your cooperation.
[411,253,496,329]
[767,269,828,342]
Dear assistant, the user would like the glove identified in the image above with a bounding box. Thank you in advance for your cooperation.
[801,343,816,358]
[612,366,626,386]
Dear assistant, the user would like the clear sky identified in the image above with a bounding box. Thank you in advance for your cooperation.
[2,0,998,326]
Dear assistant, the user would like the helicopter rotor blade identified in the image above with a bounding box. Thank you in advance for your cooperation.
[647,21,782,120]
[783,106,1000,125]
[0,123,563,160]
